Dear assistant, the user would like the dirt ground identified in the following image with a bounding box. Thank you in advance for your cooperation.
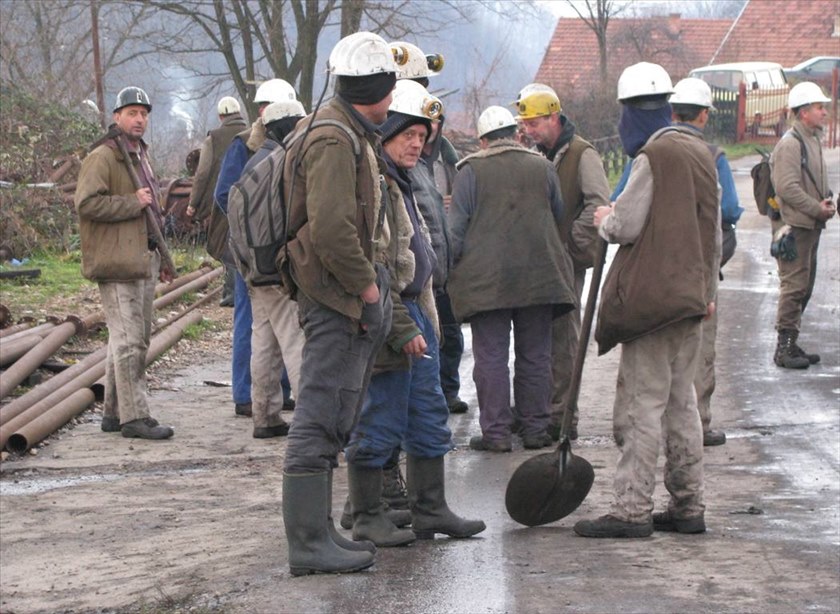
[1,151,839,614]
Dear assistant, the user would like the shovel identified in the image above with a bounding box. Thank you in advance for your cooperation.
[505,238,608,527]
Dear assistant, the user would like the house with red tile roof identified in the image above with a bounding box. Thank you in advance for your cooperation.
[536,0,840,96]
[536,13,732,97]
[712,0,840,67]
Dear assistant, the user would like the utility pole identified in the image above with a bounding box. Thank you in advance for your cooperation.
[90,0,106,129]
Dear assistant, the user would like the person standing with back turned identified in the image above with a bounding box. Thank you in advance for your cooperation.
[279,31,397,576]
[574,62,719,539]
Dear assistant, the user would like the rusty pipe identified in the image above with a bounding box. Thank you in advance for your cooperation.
[4,310,203,453]
[0,335,42,367]
[0,346,107,428]
[0,317,85,400]
[0,273,217,425]
[154,262,213,297]
[0,320,59,344]
[153,285,221,334]
[0,319,37,338]
[153,266,222,311]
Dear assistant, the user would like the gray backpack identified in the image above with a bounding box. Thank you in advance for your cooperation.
[227,119,361,286]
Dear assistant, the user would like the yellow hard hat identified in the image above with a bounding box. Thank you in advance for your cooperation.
[516,90,562,120]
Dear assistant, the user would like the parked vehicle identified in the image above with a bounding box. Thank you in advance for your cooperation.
[784,56,840,96]
[690,62,789,136]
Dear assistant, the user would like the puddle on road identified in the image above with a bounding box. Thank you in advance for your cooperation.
[0,467,208,496]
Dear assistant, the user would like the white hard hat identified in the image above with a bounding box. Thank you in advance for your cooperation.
[389,80,443,120]
[328,31,396,77]
[515,83,557,104]
[254,79,297,105]
[477,105,517,139]
[670,78,715,109]
[262,99,306,124]
[217,96,241,115]
[617,62,674,101]
[788,81,831,109]
[390,41,443,80]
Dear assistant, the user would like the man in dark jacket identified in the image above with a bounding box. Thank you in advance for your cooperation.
[575,63,719,539]
[186,95,246,306]
[343,80,485,549]
[448,105,576,453]
[278,31,397,577]
[75,86,174,440]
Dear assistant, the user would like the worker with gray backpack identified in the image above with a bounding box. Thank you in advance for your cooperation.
[767,81,836,369]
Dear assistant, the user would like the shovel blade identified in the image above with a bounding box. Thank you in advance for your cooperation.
[505,447,595,527]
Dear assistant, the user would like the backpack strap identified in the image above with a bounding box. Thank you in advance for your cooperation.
[787,130,824,200]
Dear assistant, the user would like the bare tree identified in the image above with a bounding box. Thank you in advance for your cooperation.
[565,0,628,90]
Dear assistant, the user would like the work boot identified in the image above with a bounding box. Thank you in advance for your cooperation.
[406,455,486,540]
[522,432,553,449]
[253,422,290,439]
[282,397,296,412]
[326,471,375,554]
[447,397,469,414]
[283,471,374,576]
[121,417,174,440]
[234,402,252,417]
[703,430,726,447]
[774,329,810,369]
[468,435,512,453]
[573,514,653,538]
[101,415,121,433]
[219,266,235,307]
[790,330,820,364]
[340,498,412,530]
[547,424,578,442]
[382,461,409,510]
[652,510,706,534]
[348,464,415,547]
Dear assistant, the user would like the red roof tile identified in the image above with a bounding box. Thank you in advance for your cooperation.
[713,0,840,66]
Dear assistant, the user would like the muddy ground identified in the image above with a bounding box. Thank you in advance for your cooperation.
[0,152,838,614]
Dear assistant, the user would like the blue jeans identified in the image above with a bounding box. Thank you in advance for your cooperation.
[345,300,454,467]
[232,271,252,405]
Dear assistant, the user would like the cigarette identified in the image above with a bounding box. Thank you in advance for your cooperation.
[421,354,433,360]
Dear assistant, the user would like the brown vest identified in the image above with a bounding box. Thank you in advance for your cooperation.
[595,128,718,355]
[555,135,598,271]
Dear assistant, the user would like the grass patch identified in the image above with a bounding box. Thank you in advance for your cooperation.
[181,318,215,341]
[721,142,769,160]
[0,251,94,316]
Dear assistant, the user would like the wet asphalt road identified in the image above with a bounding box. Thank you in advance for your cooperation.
[0,149,838,614]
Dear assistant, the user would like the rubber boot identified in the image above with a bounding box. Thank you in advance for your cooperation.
[348,464,415,547]
[382,451,409,510]
[327,471,375,554]
[219,265,235,307]
[774,329,810,369]
[407,455,486,540]
[340,497,412,530]
[282,471,374,576]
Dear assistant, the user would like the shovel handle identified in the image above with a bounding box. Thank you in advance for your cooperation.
[558,238,608,443]
[110,130,177,279]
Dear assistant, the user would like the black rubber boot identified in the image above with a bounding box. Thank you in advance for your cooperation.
[406,455,486,540]
[382,450,409,510]
[219,265,235,307]
[348,464,415,547]
[326,471,375,554]
[774,329,810,369]
[340,497,412,530]
[282,471,374,576]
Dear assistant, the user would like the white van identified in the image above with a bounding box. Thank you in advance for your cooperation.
[689,62,790,136]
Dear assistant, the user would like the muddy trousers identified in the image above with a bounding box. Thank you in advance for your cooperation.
[470,304,553,442]
[611,318,705,523]
[693,293,718,433]
[776,226,821,332]
[550,269,585,431]
[283,266,392,474]
[248,285,305,429]
[99,251,159,425]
